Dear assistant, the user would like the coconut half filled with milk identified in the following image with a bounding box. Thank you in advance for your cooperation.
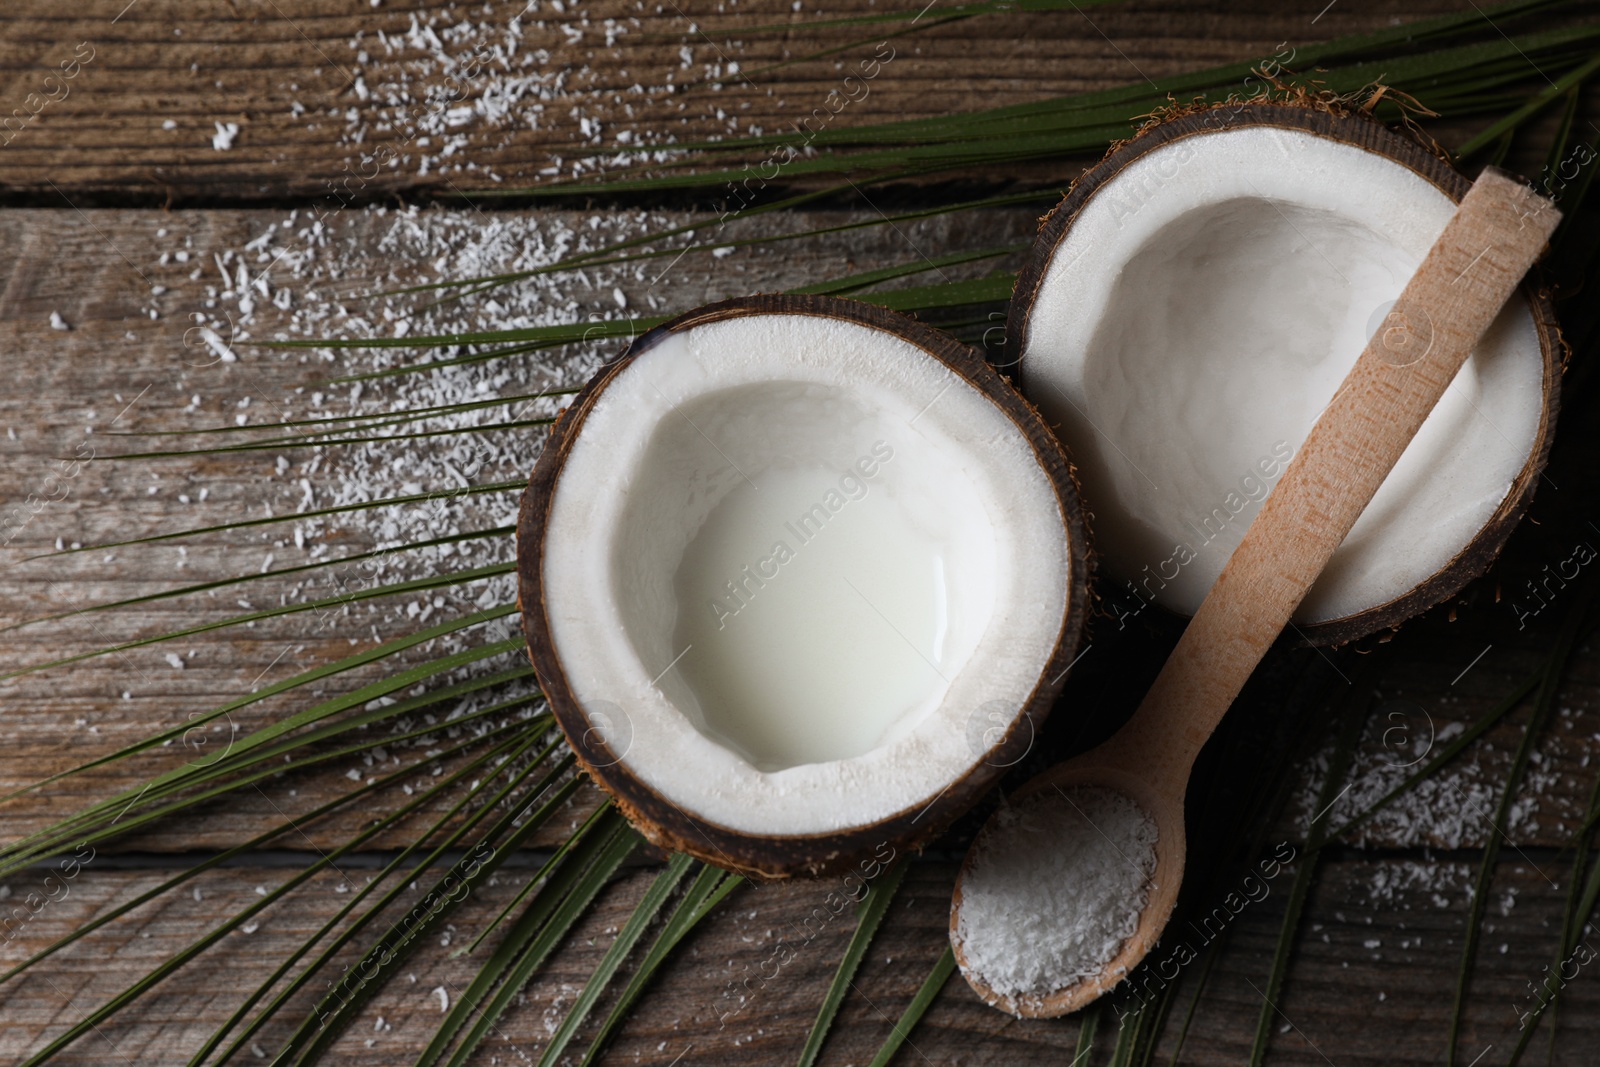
[518,295,1090,878]
[1010,102,1560,644]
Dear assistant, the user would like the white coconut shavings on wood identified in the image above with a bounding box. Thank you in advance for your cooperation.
[1291,693,1592,855]
[956,786,1157,1005]
[168,204,666,609]
[320,1,765,185]
[126,203,666,735]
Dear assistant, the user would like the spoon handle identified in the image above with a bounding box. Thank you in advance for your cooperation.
[1111,169,1559,775]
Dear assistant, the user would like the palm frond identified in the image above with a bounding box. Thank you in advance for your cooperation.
[16,726,546,1067]
[31,480,523,559]
[415,808,640,1067]
[1249,684,1376,1065]
[0,563,513,682]
[1447,578,1598,1062]
[864,945,955,1067]
[796,859,910,1067]
[0,524,512,634]
[533,852,697,1067]
[577,864,745,1066]
[0,606,518,867]
[191,737,564,1064]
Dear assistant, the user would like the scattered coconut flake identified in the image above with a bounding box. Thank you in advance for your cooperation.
[1293,703,1578,850]
[304,2,779,185]
[155,200,666,644]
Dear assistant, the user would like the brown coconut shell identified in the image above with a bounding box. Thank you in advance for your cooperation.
[517,293,1092,878]
[1007,100,1562,647]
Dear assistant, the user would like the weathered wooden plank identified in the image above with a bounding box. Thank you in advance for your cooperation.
[0,0,1557,202]
[3,855,1597,1065]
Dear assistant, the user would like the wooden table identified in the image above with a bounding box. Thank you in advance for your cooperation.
[2,2,1597,1064]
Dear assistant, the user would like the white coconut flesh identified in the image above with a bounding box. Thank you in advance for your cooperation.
[541,312,1072,837]
[1021,125,1546,624]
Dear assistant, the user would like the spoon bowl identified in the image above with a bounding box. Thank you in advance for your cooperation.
[951,762,1186,1016]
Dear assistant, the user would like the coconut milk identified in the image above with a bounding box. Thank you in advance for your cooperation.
[671,447,951,770]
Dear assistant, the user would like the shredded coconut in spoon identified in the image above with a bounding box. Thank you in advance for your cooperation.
[956,785,1158,1006]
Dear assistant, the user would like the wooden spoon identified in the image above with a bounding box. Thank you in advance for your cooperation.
[950,168,1560,1017]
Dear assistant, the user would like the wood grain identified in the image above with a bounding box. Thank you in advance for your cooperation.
[0,0,1569,204]
[3,855,1597,1065]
